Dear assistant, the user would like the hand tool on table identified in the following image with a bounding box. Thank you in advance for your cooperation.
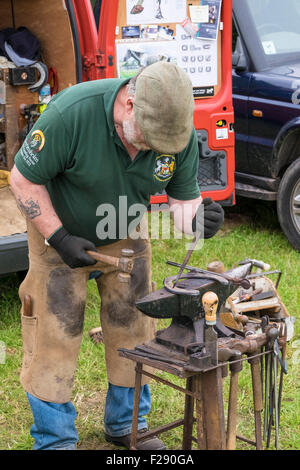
[86,248,134,273]
[262,324,280,447]
[269,336,288,449]
[262,316,270,442]
[239,258,271,272]
[277,324,288,426]
[248,353,263,450]
[231,288,263,304]
[226,359,243,450]
[167,260,251,292]
[203,291,218,366]
[273,341,279,450]
[266,354,274,448]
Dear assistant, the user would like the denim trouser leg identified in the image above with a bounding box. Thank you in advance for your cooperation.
[27,383,151,448]
[26,393,78,450]
[104,383,151,437]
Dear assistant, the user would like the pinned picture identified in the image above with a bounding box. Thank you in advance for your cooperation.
[126,0,187,25]
[116,40,177,79]
[122,26,140,39]
[196,0,222,41]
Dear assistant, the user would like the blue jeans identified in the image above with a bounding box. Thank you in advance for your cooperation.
[27,383,151,450]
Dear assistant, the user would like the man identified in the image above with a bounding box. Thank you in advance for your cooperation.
[10,62,224,450]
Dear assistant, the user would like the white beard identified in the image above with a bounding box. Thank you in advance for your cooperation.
[123,119,150,151]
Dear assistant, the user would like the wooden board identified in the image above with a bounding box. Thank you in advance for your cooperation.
[115,0,222,96]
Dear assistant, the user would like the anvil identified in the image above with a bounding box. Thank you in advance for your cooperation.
[135,262,252,359]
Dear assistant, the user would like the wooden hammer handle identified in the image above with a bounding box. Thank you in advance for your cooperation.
[87,250,119,268]
[23,295,33,317]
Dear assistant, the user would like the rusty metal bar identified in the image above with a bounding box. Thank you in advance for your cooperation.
[195,375,206,449]
[226,369,239,449]
[136,419,185,442]
[137,368,202,400]
[201,349,273,373]
[236,435,257,446]
[130,362,143,450]
[182,377,195,449]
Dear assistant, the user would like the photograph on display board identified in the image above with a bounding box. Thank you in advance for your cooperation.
[126,0,187,25]
[140,25,174,40]
[122,25,141,39]
[196,0,222,41]
[116,40,178,78]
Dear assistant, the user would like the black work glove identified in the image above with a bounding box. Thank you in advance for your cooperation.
[48,226,98,269]
[192,197,224,239]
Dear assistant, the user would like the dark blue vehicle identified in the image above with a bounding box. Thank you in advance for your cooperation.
[233,0,300,251]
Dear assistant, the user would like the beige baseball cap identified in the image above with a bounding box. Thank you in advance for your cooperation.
[133,62,194,154]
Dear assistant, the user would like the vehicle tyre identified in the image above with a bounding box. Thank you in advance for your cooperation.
[277,157,300,251]
[17,270,28,283]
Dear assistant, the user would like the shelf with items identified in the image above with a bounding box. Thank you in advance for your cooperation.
[0,68,39,171]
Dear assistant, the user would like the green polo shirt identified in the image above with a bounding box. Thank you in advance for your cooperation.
[14,79,200,245]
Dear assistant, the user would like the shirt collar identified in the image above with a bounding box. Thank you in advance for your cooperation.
[103,78,130,136]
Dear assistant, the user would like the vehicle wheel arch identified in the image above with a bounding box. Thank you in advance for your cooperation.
[277,156,300,251]
[273,119,300,178]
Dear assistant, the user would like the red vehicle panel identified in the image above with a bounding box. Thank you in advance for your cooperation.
[76,0,235,205]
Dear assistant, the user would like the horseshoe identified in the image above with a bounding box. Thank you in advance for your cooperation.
[28,62,48,92]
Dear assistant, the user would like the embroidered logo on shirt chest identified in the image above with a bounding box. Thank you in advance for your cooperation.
[154,155,176,182]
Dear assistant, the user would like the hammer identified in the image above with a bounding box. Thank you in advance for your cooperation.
[86,248,134,273]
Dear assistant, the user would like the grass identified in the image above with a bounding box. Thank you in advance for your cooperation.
[0,198,299,450]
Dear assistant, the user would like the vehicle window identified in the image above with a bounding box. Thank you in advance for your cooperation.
[92,0,101,30]
[232,20,238,52]
[246,0,300,56]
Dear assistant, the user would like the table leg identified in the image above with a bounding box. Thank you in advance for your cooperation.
[195,375,206,449]
[182,376,195,450]
[201,368,226,450]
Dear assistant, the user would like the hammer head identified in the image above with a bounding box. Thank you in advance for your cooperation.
[119,248,134,273]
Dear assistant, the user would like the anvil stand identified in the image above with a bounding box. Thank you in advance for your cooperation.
[118,292,227,450]
[119,351,226,450]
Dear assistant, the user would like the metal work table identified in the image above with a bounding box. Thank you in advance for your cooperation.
[118,342,279,450]
[119,346,228,450]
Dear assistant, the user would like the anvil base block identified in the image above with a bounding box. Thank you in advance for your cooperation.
[154,317,236,369]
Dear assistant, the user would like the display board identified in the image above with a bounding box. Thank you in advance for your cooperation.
[114,0,222,98]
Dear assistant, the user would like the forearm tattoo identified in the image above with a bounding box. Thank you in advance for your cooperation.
[17,197,42,219]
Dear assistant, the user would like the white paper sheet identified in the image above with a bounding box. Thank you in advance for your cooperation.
[176,25,218,87]
[126,0,187,26]
[189,5,209,24]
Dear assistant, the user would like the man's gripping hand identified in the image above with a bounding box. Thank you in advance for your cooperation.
[48,226,98,268]
[192,197,224,239]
